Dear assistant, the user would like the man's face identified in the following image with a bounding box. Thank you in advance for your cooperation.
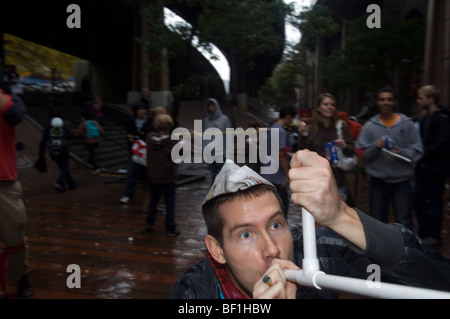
[217,191,294,296]
[208,103,216,115]
[136,108,147,119]
[299,115,312,124]
[376,92,395,115]
[416,93,432,110]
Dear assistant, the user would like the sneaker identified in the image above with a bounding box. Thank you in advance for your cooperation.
[120,196,130,204]
[166,229,180,237]
[17,275,33,298]
[54,183,65,192]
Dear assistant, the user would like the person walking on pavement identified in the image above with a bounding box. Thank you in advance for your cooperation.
[145,114,180,236]
[39,116,77,192]
[120,102,154,204]
[75,111,104,175]
[89,96,105,126]
[414,85,450,246]
[203,98,231,184]
[355,87,423,231]
[0,84,33,298]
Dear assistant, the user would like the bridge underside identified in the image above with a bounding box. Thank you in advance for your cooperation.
[1,0,283,105]
[1,0,136,102]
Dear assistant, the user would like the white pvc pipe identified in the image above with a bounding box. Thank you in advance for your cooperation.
[292,207,450,299]
[285,269,450,299]
[301,207,320,277]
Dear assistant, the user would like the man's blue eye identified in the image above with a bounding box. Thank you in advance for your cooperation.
[240,231,251,239]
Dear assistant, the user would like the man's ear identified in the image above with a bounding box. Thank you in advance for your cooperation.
[205,235,226,264]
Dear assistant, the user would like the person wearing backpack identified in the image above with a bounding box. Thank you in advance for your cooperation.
[75,111,104,175]
[39,116,77,192]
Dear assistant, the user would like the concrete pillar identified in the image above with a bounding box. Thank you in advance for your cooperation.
[444,0,450,106]
[140,8,150,102]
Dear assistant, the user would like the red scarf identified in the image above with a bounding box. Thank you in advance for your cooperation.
[208,254,248,299]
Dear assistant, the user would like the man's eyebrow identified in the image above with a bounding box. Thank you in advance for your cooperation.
[228,210,285,234]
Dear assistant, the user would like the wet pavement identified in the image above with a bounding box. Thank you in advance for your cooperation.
[2,115,450,299]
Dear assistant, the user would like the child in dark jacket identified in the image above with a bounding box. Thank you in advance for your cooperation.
[39,116,77,192]
[145,114,179,236]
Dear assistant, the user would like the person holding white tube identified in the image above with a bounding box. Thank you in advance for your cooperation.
[169,150,450,299]
[355,87,423,230]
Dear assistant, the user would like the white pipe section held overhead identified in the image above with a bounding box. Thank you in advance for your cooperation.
[284,208,450,299]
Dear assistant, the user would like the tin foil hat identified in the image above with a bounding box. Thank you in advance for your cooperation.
[202,159,276,205]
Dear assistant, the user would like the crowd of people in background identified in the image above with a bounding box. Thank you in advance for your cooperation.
[17,85,450,231]
[2,74,450,299]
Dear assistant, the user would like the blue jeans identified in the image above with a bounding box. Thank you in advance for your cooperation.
[123,156,148,198]
[370,177,413,230]
[54,154,77,190]
[146,182,176,232]
[86,143,99,170]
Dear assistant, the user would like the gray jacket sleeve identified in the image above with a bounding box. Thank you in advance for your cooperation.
[345,209,404,269]
[346,209,450,291]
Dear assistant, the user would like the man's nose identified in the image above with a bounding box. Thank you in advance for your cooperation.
[261,232,280,258]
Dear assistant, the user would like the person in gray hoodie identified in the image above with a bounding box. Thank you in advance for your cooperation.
[203,98,231,184]
[356,87,423,230]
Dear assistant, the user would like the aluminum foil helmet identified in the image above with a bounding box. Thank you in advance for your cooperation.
[202,159,276,206]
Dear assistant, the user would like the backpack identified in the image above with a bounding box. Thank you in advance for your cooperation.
[47,127,68,158]
[86,120,100,138]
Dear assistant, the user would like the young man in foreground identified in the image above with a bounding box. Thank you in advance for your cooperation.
[170,150,450,299]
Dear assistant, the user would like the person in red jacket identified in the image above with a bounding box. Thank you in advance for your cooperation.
[0,84,32,298]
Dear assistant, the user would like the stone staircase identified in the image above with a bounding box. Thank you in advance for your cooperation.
[23,93,275,186]
[23,95,210,185]
[24,100,131,174]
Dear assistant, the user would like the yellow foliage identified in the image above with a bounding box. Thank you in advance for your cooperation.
[3,33,85,80]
